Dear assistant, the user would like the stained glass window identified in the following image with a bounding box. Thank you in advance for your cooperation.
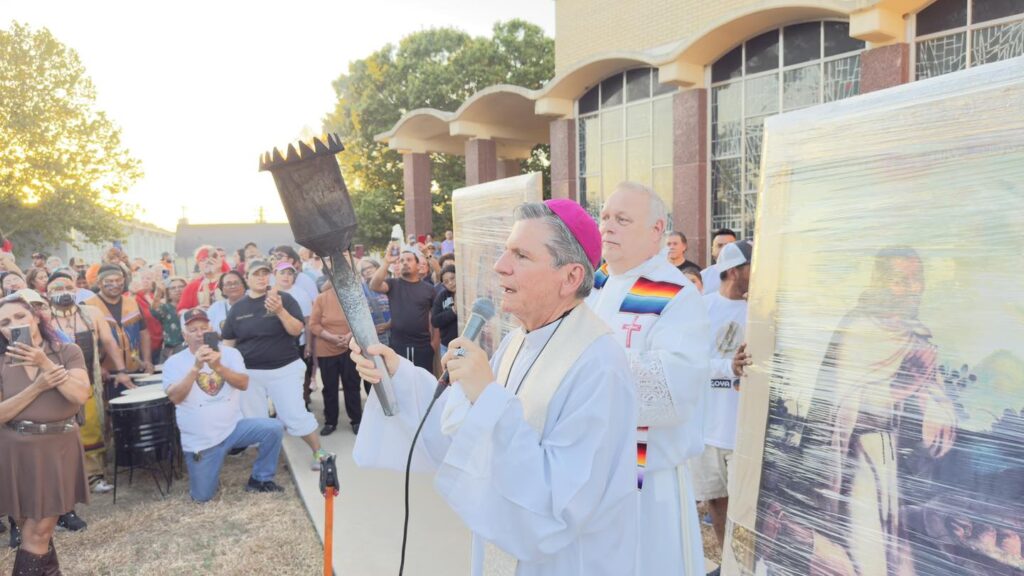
[915,0,1024,79]
[972,18,1024,65]
[824,55,862,102]
[575,68,677,219]
[709,21,865,240]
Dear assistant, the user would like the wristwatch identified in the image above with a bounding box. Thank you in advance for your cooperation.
[111,369,126,375]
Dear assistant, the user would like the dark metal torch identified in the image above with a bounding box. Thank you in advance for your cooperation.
[259,134,397,416]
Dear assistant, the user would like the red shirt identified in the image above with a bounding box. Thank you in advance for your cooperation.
[135,292,163,351]
[177,276,220,312]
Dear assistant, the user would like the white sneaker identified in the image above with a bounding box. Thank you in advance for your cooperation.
[311,448,330,471]
[92,480,114,494]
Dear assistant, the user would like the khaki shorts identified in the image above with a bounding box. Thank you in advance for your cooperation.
[690,445,732,501]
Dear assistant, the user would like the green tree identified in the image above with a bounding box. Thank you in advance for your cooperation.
[0,22,142,255]
[324,20,554,249]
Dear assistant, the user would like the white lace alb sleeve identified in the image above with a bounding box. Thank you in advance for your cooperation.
[629,350,679,427]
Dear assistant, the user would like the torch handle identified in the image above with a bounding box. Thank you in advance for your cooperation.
[326,252,398,416]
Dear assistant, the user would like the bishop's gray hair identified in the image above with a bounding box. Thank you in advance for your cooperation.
[512,202,595,299]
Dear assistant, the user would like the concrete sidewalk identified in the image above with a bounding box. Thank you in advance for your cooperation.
[282,395,471,576]
[283,395,720,575]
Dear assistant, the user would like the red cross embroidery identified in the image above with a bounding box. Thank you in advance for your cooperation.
[622,315,642,348]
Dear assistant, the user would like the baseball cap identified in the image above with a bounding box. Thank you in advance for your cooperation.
[274,261,296,273]
[401,246,424,263]
[181,308,209,326]
[716,240,753,273]
[246,259,271,274]
[14,289,47,306]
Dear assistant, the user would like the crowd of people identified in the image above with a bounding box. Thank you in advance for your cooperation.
[0,230,463,574]
[1,194,758,576]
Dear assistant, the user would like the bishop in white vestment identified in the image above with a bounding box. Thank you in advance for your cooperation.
[352,199,639,576]
[586,183,711,575]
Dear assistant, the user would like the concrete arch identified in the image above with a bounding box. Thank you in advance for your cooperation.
[374,108,463,155]
[532,51,662,116]
[658,3,854,87]
[532,3,860,113]
[448,84,550,145]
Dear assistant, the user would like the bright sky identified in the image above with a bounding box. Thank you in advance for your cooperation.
[0,0,555,231]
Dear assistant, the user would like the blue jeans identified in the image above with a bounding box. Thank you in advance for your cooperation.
[184,417,284,502]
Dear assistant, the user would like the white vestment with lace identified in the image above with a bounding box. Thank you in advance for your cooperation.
[586,254,711,575]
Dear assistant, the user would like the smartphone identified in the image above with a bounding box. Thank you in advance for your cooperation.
[10,326,31,347]
[203,332,220,351]
[8,325,31,366]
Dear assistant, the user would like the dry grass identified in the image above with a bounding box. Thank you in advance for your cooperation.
[0,453,321,575]
[700,502,723,567]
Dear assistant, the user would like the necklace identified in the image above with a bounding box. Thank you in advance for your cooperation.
[505,308,573,396]
[52,306,81,335]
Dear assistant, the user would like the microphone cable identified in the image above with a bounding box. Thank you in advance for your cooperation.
[398,385,445,576]
[395,298,493,575]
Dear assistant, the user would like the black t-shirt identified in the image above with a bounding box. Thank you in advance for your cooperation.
[431,287,458,347]
[385,277,435,348]
[107,297,124,326]
[221,292,304,370]
[676,260,702,275]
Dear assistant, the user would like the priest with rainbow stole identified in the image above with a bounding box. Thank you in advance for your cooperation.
[352,199,638,576]
[586,182,711,575]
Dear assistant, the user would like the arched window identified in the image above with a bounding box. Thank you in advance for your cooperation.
[914,0,1024,80]
[576,68,677,218]
[709,21,865,239]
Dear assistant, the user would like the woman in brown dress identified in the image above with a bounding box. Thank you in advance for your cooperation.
[0,294,90,574]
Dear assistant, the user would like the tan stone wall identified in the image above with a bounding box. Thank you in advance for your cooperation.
[555,0,877,73]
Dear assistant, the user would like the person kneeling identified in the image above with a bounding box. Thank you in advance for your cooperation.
[162,309,285,502]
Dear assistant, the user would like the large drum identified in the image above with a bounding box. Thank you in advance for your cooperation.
[109,389,174,466]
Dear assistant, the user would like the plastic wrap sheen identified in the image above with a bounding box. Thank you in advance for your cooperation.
[452,173,543,357]
[724,57,1024,576]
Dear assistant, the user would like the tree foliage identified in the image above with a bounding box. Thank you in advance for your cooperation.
[324,20,554,248]
[0,22,142,255]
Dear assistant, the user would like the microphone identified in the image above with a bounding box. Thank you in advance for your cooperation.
[434,297,496,398]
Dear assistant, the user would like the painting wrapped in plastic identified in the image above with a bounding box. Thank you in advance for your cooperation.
[724,57,1024,576]
[451,173,542,356]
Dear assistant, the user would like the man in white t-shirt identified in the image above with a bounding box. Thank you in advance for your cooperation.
[693,239,753,555]
[700,228,738,295]
[163,308,286,502]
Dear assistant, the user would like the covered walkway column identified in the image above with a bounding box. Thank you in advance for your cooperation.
[673,88,709,266]
[465,138,497,186]
[403,152,433,238]
[850,2,920,93]
[496,158,522,179]
[860,43,910,93]
[549,118,577,201]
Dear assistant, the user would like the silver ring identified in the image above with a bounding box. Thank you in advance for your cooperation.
[454,348,466,358]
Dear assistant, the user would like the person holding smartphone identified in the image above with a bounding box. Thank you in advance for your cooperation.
[0,293,91,574]
[163,308,285,502]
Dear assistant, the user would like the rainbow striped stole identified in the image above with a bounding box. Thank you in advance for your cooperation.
[593,262,609,289]
[623,276,683,490]
[637,426,649,489]
[620,277,683,316]
[592,269,685,490]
